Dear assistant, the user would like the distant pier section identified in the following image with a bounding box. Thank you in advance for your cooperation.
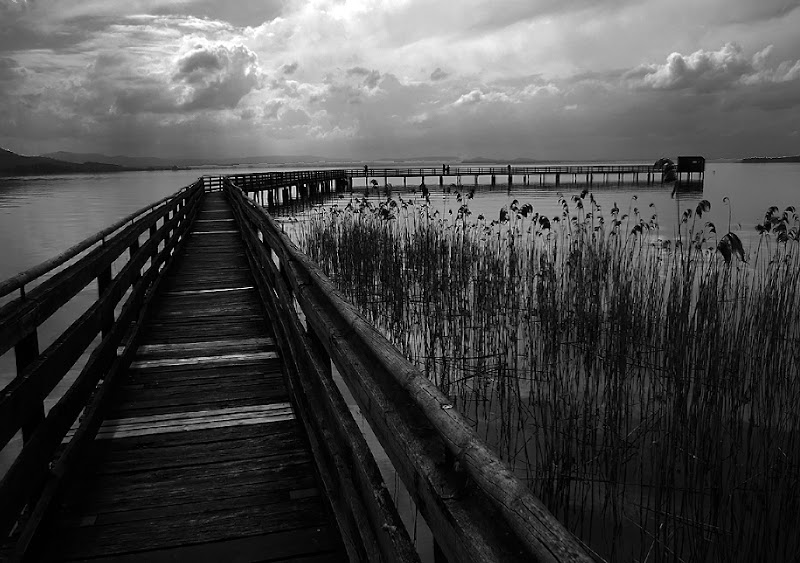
[228,161,700,211]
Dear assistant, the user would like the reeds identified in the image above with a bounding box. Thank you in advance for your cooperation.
[294,191,800,562]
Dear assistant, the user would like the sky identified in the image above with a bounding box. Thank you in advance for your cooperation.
[1,0,799,160]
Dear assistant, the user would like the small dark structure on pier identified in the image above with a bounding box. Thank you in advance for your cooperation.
[676,156,705,185]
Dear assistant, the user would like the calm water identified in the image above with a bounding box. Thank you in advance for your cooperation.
[1,162,798,522]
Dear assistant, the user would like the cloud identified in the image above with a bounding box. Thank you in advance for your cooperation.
[430,67,449,81]
[0,56,24,81]
[173,41,263,110]
[347,66,382,89]
[1,0,800,160]
[263,100,283,119]
[630,42,800,92]
[453,89,484,106]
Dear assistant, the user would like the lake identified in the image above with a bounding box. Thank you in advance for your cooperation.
[1,161,798,478]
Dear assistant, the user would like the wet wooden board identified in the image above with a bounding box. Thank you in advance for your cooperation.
[34,192,345,562]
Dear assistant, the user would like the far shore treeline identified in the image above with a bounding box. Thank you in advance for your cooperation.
[3,146,796,178]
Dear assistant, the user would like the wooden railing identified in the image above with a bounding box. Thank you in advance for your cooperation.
[213,165,658,193]
[0,181,204,550]
[225,178,592,563]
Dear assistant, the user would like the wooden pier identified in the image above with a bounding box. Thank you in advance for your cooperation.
[227,163,672,212]
[1,173,593,562]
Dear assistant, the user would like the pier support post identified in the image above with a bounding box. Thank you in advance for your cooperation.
[98,265,113,338]
[555,173,560,187]
[15,330,44,441]
[439,175,443,186]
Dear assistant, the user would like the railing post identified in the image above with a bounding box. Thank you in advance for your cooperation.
[129,238,141,283]
[98,265,113,338]
[15,328,44,442]
[306,327,331,379]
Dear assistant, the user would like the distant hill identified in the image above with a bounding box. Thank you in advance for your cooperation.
[372,156,459,163]
[43,151,340,168]
[741,155,800,163]
[0,148,125,176]
[461,157,539,164]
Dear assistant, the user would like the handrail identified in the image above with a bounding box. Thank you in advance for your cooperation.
[225,178,592,563]
[0,181,204,548]
[0,182,196,299]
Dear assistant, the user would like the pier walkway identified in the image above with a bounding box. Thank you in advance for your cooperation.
[33,192,344,561]
[0,173,592,562]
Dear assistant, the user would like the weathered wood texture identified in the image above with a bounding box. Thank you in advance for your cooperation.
[226,179,593,563]
[0,181,203,550]
[229,187,420,563]
[12,193,346,562]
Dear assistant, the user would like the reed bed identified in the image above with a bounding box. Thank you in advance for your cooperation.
[294,191,800,562]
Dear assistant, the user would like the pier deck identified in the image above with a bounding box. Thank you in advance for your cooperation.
[34,193,344,562]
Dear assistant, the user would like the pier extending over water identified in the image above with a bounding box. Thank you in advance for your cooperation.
[229,163,676,211]
[0,171,596,562]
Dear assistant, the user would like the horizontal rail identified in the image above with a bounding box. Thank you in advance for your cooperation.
[225,179,592,563]
[0,182,204,546]
[0,183,197,299]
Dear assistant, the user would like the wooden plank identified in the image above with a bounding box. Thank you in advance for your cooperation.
[43,497,331,559]
[90,432,305,475]
[164,286,254,295]
[46,526,338,563]
[94,410,295,440]
[63,404,294,441]
[129,351,278,369]
[89,419,301,452]
[130,337,275,355]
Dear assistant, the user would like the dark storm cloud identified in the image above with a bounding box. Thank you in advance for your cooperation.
[430,68,449,81]
[346,67,381,89]
[177,49,224,77]
[174,43,263,110]
[282,62,299,75]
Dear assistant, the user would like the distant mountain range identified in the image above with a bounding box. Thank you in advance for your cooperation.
[43,151,341,169]
[741,155,800,163]
[0,148,125,176]
[461,157,539,164]
[0,148,351,177]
